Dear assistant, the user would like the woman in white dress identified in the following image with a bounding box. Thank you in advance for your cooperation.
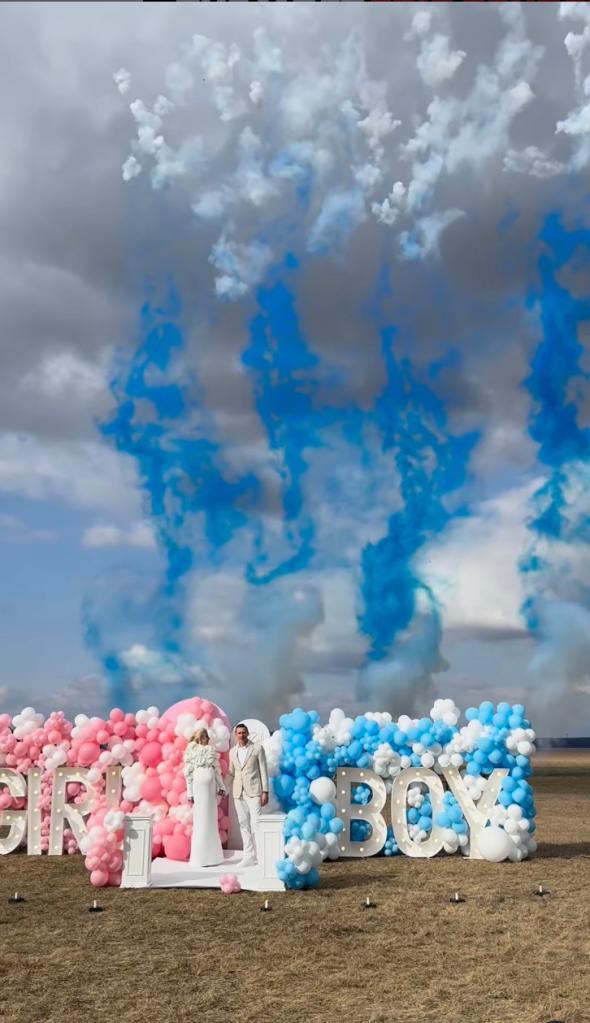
[183,728,227,867]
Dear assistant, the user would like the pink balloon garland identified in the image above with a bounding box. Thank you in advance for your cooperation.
[0,698,231,886]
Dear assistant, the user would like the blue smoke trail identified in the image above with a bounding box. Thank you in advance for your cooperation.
[87,281,259,705]
[359,277,479,663]
[520,212,590,628]
[243,258,339,584]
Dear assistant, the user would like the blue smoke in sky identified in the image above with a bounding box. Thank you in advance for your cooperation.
[243,260,322,585]
[521,213,590,630]
[359,325,478,660]
[87,282,259,707]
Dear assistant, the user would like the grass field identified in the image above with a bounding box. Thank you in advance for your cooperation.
[1,750,588,1023]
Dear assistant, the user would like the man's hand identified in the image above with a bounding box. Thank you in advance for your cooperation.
[261,791,268,807]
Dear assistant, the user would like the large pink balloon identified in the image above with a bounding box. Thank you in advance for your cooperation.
[90,868,109,887]
[78,741,100,767]
[163,832,190,861]
[141,776,163,803]
[160,697,230,731]
[140,742,162,767]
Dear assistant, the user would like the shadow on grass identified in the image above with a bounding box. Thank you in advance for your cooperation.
[536,841,590,859]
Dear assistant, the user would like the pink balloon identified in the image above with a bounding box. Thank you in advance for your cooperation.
[140,742,162,767]
[167,790,180,806]
[108,851,123,872]
[78,741,100,766]
[108,870,122,887]
[172,775,186,794]
[160,697,229,732]
[96,729,110,745]
[163,833,190,861]
[141,777,163,803]
[110,708,125,723]
[90,869,109,887]
[156,817,175,837]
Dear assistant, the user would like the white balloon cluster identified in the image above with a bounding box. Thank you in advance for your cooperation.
[42,743,68,772]
[430,698,461,727]
[121,762,145,803]
[506,727,536,758]
[441,827,469,854]
[135,706,160,728]
[285,829,341,874]
[262,729,283,778]
[373,743,402,780]
[489,804,537,861]
[97,741,135,769]
[103,810,125,833]
[12,707,44,739]
[312,708,354,751]
[174,713,230,751]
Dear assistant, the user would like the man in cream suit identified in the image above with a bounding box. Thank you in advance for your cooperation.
[228,723,269,867]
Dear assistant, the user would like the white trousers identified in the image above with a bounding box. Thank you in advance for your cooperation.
[235,794,261,861]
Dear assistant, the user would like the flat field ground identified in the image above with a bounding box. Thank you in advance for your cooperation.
[0,750,588,1023]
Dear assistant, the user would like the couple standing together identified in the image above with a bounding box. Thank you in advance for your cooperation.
[183,723,268,868]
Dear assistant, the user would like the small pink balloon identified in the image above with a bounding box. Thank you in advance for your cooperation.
[90,869,109,887]
[110,708,125,723]
[172,775,186,794]
[108,870,122,887]
[96,729,110,745]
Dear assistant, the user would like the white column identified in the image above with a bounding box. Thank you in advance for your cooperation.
[121,815,153,889]
[253,812,286,891]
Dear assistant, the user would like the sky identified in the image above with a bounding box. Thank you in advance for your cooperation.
[1,1,590,735]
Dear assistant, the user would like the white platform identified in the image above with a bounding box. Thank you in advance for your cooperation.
[150,850,283,892]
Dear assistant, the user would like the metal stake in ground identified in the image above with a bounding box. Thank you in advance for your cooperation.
[450,891,465,904]
[8,891,25,904]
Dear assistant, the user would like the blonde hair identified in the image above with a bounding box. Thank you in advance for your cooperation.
[192,727,209,743]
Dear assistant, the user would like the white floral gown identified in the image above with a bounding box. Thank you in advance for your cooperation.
[183,744,226,867]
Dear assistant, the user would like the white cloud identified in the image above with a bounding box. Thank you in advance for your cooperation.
[119,643,212,691]
[416,34,466,89]
[122,154,141,181]
[307,189,366,252]
[113,68,131,96]
[399,208,464,259]
[419,482,535,633]
[210,235,273,300]
[82,521,156,550]
[0,433,143,517]
[20,350,106,400]
[503,145,565,178]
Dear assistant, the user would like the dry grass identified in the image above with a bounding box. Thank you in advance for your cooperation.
[1,749,588,1023]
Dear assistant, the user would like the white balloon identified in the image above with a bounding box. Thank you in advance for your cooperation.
[309,776,337,805]
[478,826,513,862]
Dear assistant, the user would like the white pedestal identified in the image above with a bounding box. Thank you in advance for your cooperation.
[250,813,286,891]
[121,814,153,888]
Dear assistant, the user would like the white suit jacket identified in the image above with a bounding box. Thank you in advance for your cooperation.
[228,741,269,799]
